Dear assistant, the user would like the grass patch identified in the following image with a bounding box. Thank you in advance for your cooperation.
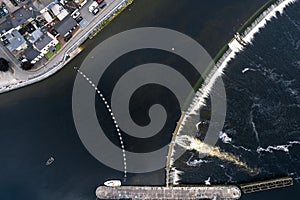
[45,51,54,59]
[55,43,61,51]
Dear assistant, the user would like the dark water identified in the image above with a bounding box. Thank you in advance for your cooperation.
[0,0,299,199]
[174,1,300,200]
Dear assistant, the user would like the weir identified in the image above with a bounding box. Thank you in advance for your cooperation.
[165,0,297,186]
[165,112,185,187]
[239,177,293,194]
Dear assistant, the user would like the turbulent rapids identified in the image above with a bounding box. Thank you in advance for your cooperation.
[176,135,259,174]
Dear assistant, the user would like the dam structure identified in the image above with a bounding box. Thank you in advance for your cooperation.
[166,0,297,186]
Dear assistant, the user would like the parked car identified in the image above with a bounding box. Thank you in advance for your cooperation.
[0,8,5,16]
[50,29,58,36]
[64,33,72,42]
[92,7,99,15]
[99,1,107,9]
[10,0,18,7]
[72,10,80,19]
[75,16,83,23]
[3,7,9,15]
[1,36,9,46]
[96,0,104,4]
[89,1,98,13]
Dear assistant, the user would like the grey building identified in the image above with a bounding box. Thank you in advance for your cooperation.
[23,46,40,61]
[28,29,43,44]
[8,7,40,28]
[4,29,27,52]
[54,15,77,37]
[34,33,53,51]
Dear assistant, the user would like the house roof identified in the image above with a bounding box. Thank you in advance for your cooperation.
[0,21,13,34]
[33,0,53,10]
[41,10,53,23]
[54,15,77,36]
[28,29,43,43]
[5,29,27,51]
[23,46,40,61]
[35,33,53,51]
[50,4,63,16]
[57,9,69,21]
[8,7,39,28]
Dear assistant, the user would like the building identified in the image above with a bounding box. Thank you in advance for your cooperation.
[23,46,41,64]
[50,3,69,21]
[34,32,58,55]
[40,8,54,23]
[2,28,27,52]
[27,29,43,44]
[8,7,40,28]
[54,15,78,37]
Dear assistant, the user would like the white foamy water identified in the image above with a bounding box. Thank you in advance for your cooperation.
[172,168,183,185]
[243,0,297,43]
[219,131,232,144]
[186,158,209,167]
[257,141,300,153]
[242,68,256,73]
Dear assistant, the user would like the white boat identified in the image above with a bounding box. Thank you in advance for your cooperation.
[104,180,122,187]
[46,156,55,166]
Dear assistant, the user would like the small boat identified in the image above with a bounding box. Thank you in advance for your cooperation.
[104,180,121,187]
[46,156,55,166]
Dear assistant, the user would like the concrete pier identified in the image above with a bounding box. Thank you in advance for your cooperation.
[96,185,242,200]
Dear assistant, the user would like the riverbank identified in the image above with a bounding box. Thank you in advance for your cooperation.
[0,0,134,95]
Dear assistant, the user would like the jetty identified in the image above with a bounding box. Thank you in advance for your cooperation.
[96,185,242,200]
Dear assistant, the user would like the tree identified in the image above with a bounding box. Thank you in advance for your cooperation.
[21,61,34,71]
[0,58,9,72]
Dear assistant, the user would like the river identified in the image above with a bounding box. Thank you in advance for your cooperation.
[0,0,299,199]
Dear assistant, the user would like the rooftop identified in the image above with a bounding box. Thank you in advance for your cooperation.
[54,15,77,36]
[34,33,53,51]
[4,29,27,52]
[28,29,43,43]
[23,46,40,61]
[8,7,40,28]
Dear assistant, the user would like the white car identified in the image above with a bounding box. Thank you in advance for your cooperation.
[3,7,9,14]
[72,9,80,19]
[88,1,98,13]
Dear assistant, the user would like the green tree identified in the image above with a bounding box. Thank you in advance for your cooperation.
[21,61,34,71]
[0,58,9,72]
